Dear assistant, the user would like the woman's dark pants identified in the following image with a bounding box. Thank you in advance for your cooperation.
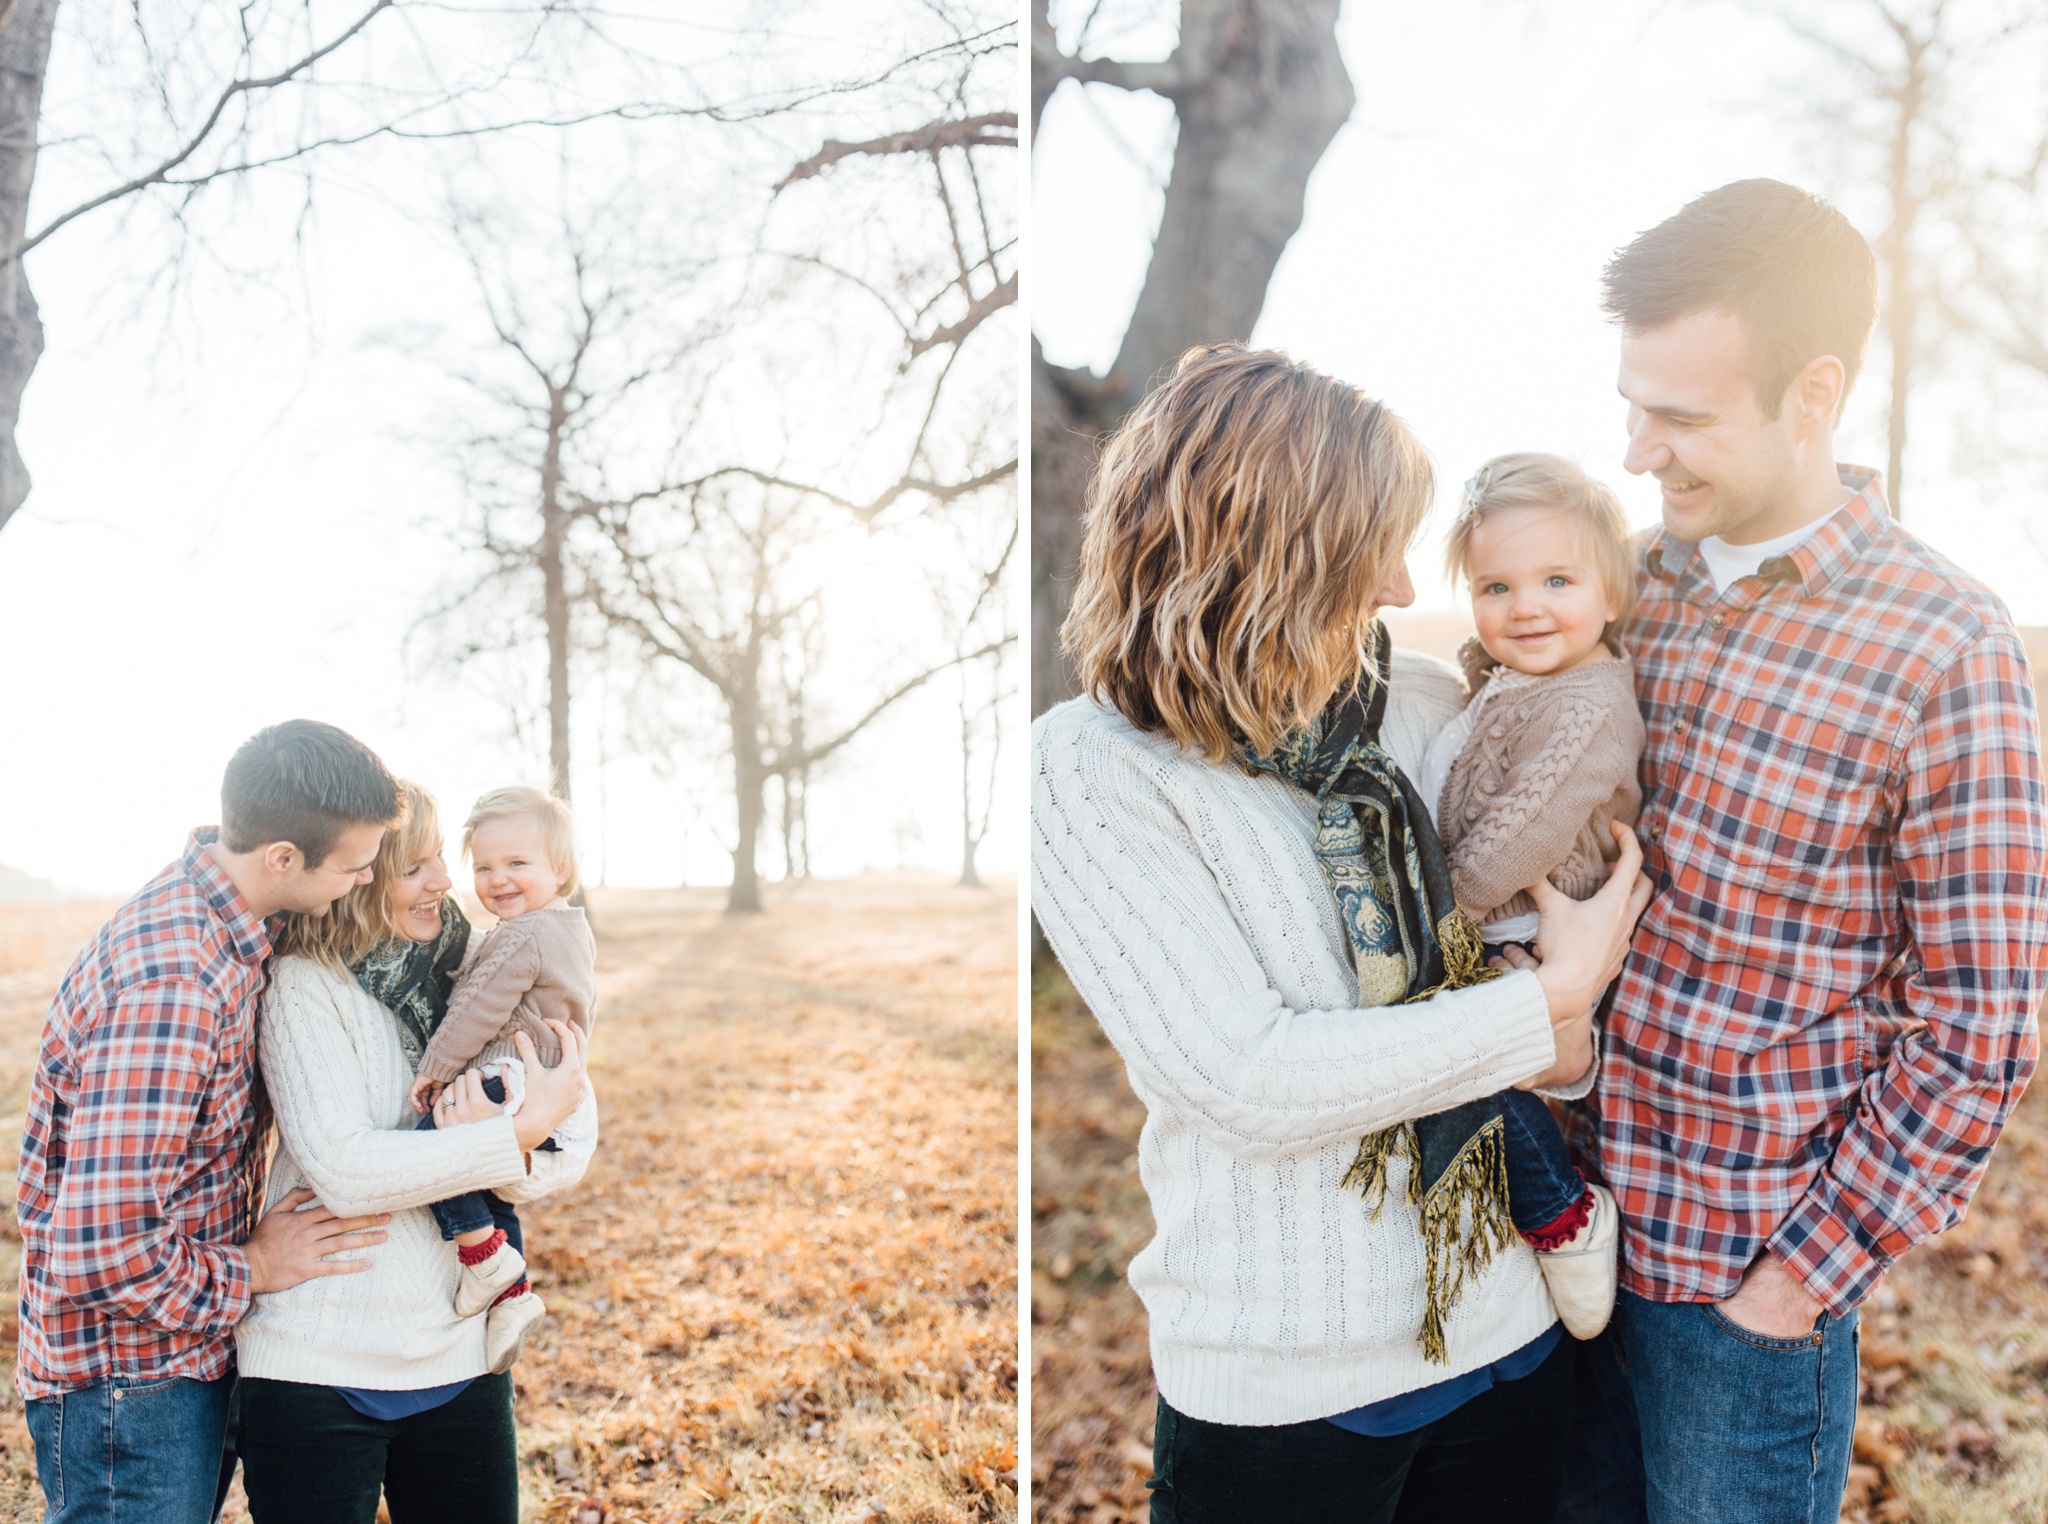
[1146,1332,1574,1523]
[236,1374,519,1524]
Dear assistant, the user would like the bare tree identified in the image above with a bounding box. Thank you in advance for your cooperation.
[409,2,1016,910]
[741,8,1019,530]
[0,0,60,532]
[1030,0,1355,714]
[1,0,996,542]
[926,505,1018,888]
[593,482,1008,913]
[1771,0,2047,519]
[411,176,717,806]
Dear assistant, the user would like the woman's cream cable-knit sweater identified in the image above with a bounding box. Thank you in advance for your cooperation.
[1032,647,1575,1427]
[235,955,598,1389]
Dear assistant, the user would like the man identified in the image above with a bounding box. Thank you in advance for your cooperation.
[17,720,408,1523]
[1559,180,2048,1523]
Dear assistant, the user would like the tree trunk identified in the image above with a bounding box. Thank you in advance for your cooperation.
[958,681,983,888]
[779,772,799,881]
[540,387,573,797]
[727,687,765,914]
[1030,0,1354,714]
[0,0,59,538]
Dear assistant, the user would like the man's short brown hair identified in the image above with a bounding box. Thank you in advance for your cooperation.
[220,719,403,867]
[1602,179,1878,418]
[1061,343,1434,761]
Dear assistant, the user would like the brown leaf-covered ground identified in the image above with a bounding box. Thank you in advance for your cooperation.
[0,876,1018,1523]
[1031,956,2048,1524]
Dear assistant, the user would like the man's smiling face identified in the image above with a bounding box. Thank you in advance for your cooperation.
[1617,308,1801,546]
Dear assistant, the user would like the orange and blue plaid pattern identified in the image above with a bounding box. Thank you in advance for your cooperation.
[15,830,269,1397]
[1577,471,2048,1316]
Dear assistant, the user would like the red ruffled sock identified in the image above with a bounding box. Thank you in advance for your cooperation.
[457,1229,508,1267]
[1522,1182,1596,1252]
[491,1278,530,1309]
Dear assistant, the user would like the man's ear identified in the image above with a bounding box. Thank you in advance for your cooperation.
[1787,354,1846,437]
[259,840,303,879]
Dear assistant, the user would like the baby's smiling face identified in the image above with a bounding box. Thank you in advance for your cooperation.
[469,816,566,920]
[1464,505,1619,678]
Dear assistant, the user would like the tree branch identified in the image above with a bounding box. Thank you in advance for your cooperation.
[907,271,1017,360]
[774,634,1016,775]
[18,0,396,258]
[774,112,1019,192]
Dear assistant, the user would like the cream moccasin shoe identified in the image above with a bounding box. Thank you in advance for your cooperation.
[1537,1183,1618,1340]
[485,1290,546,1373]
[455,1241,528,1318]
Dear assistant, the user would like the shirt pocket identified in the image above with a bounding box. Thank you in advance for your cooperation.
[1672,695,1896,912]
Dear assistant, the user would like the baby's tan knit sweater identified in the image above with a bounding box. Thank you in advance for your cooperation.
[415,905,596,1083]
[1435,637,1646,926]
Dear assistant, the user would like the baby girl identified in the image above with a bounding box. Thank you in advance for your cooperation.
[411,785,597,1371]
[1418,451,1646,1338]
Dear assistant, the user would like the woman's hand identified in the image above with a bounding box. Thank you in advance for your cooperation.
[1499,943,1595,1091]
[512,1022,589,1153]
[1517,823,1653,1087]
[440,1069,506,1126]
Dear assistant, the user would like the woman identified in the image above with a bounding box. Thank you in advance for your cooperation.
[233,781,598,1523]
[1031,345,1651,1521]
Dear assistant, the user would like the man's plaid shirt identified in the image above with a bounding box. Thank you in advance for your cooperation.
[15,830,271,1396]
[1577,470,2048,1316]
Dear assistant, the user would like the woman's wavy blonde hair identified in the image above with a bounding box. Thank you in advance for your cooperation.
[1062,343,1435,760]
[276,780,443,971]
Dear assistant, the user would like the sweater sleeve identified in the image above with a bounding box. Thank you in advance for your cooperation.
[414,923,541,1084]
[489,1086,599,1205]
[1445,691,1631,922]
[1032,710,1556,1163]
[260,965,531,1218]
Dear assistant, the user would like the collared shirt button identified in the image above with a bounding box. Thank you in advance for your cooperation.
[1709,612,1727,629]
[1647,822,1662,840]
[1675,718,1689,736]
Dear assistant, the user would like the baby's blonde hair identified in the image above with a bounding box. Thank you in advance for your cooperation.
[1443,452,1637,653]
[464,785,579,900]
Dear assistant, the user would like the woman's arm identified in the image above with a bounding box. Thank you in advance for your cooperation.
[1034,716,1561,1162]
[490,1086,599,1205]
[260,963,531,1219]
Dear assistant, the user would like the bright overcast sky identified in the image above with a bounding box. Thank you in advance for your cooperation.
[0,2,1020,897]
[1035,0,2048,622]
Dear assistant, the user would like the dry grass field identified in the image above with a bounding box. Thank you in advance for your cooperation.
[1031,957,2048,1524]
[0,876,1018,1524]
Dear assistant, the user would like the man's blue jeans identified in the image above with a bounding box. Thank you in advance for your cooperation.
[24,1373,237,1524]
[1557,1288,1859,1524]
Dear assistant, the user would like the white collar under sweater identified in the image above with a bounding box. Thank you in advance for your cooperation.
[235,955,597,1390]
[1032,646,1567,1426]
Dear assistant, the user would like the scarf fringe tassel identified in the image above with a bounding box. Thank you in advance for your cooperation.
[1344,1113,1515,1365]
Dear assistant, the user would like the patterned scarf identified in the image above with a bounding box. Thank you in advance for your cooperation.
[349,896,471,1068]
[1239,621,1510,1364]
